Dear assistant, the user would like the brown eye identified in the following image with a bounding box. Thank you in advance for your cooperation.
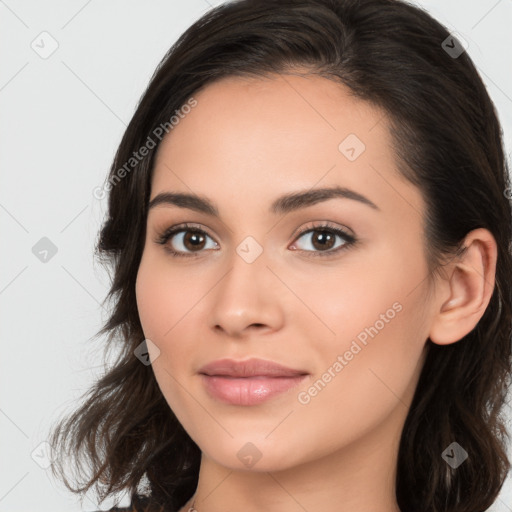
[167,229,217,254]
[290,224,356,257]
[156,224,218,257]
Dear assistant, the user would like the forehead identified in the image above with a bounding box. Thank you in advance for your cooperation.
[150,73,423,225]
[157,73,388,160]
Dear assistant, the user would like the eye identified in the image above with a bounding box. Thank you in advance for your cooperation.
[155,223,218,258]
[289,222,356,257]
[154,221,357,259]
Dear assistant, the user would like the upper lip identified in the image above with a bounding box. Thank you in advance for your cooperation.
[198,358,309,378]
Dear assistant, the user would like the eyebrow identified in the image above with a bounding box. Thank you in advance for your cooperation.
[147,185,380,217]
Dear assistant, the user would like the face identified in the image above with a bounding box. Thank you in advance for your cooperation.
[135,73,433,472]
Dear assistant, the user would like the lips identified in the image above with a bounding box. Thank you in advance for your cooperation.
[198,358,309,406]
[198,357,308,378]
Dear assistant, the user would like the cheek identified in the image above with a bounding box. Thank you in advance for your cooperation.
[295,301,424,453]
[135,255,196,414]
[135,258,169,341]
[135,251,206,376]
[135,250,199,340]
[301,254,427,416]
[301,257,399,351]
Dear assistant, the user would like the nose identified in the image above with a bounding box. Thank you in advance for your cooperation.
[208,246,285,339]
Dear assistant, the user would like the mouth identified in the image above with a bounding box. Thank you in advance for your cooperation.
[199,374,309,406]
[198,357,309,406]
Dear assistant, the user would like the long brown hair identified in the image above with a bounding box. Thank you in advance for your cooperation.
[46,1,512,511]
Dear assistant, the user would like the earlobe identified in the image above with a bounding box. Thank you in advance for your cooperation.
[428,228,497,346]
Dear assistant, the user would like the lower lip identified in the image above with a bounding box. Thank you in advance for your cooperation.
[200,374,308,406]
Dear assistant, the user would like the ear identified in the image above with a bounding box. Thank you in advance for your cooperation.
[428,228,498,346]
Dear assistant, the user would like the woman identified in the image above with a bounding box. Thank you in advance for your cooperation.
[46,0,512,511]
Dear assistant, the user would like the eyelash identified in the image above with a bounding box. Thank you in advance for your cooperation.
[154,222,357,259]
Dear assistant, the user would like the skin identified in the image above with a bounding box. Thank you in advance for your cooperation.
[135,73,497,512]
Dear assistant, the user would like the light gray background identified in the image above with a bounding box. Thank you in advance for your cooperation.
[1,1,511,511]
